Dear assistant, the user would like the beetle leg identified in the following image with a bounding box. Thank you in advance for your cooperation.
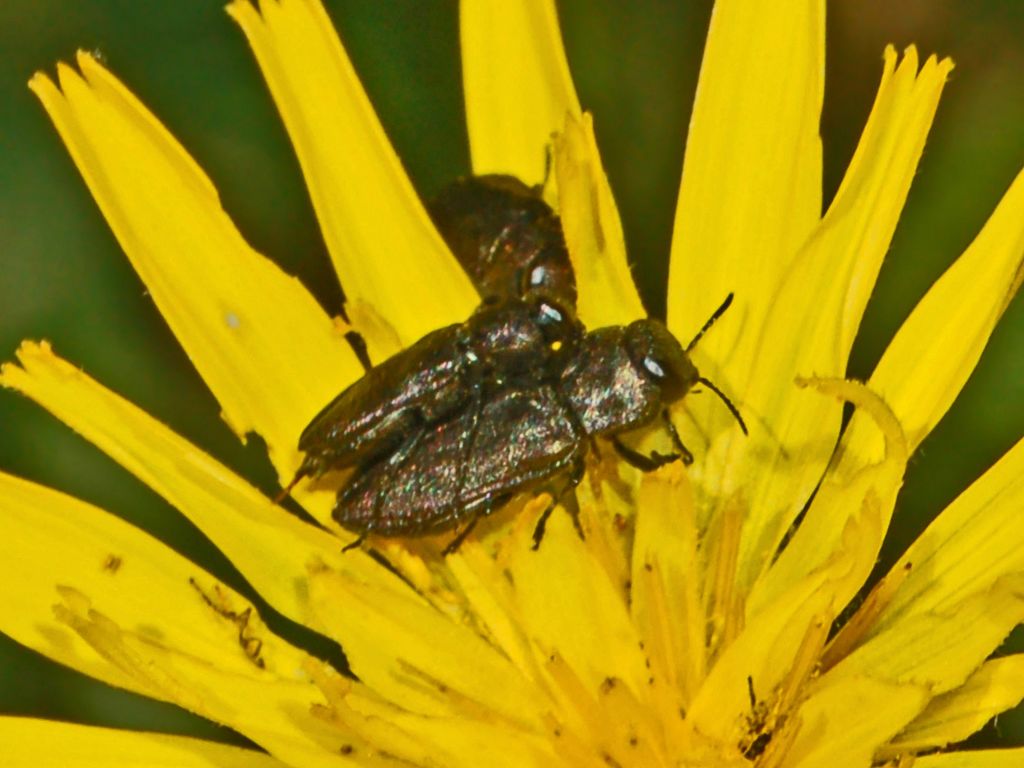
[541,141,555,190]
[611,436,692,472]
[275,456,315,504]
[662,409,694,466]
[344,329,373,373]
[531,505,555,550]
[610,410,694,470]
[532,455,586,550]
[341,533,366,553]
[563,492,585,541]
[612,437,673,471]
[442,514,480,556]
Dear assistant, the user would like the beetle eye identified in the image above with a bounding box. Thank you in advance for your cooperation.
[528,264,548,289]
[531,295,580,349]
[537,300,564,326]
[641,356,666,380]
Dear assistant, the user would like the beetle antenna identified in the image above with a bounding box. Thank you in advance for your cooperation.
[686,293,734,352]
[696,376,748,435]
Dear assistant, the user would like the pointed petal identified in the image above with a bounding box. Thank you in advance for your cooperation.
[630,465,705,704]
[687,558,838,742]
[1,342,550,729]
[748,378,907,616]
[844,166,1024,460]
[228,0,477,349]
[0,341,410,627]
[735,48,951,449]
[29,55,359,482]
[876,436,1024,631]
[307,560,543,735]
[506,505,648,696]
[0,470,269,697]
[694,49,952,599]
[1,718,288,768]
[553,112,645,327]
[765,169,1024,614]
[0,473,367,766]
[823,48,953,355]
[745,48,952,399]
[787,676,928,768]
[829,574,1024,694]
[460,0,580,183]
[459,2,645,325]
[888,656,1024,753]
[668,0,824,362]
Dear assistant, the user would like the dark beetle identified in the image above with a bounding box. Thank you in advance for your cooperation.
[335,306,743,551]
[291,291,580,487]
[287,176,744,551]
[429,174,577,308]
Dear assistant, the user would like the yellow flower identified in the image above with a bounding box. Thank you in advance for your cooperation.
[3,1,1024,766]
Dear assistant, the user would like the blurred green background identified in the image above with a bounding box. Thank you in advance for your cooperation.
[1,0,1022,751]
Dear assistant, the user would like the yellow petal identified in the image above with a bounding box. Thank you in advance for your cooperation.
[876,436,1024,631]
[687,561,836,744]
[57,598,372,767]
[668,0,824,369]
[506,506,648,696]
[770,169,1024,614]
[3,342,552,719]
[916,749,1024,768]
[29,54,359,482]
[460,0,580,184]
[0,472,366,766]
[630,464,705,704]
[0,471,256,697]
[828,574,1024,694]
[228,0,477,350]
[445,541,536,677]
[844,166,1024,461]
[786,676,928,768]
[887,656,1024,753]
[553,112,646,327]
[0,341,407,627]
[306,559,540,728]
[695,48,951,599]
[825,47,952,354]
[1,717,287,768]
[748,378,907,616]
[747,49,952,403]
[326,692,554,768]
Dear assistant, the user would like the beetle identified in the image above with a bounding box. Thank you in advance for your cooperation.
[332,297,744,552]
[429,174,577,308]
[289,290,580,490]
[285,175,744,552]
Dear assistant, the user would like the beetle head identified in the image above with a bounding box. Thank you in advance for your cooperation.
[624,319,699,403]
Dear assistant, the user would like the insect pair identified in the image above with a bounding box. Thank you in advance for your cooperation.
[284,175,746,553]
